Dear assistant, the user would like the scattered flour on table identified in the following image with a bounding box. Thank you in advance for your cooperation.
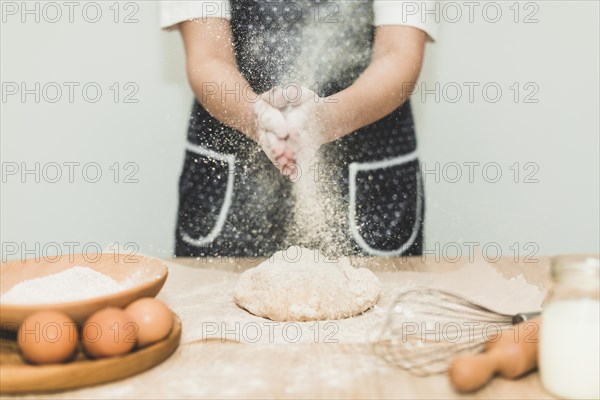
[1,266,138,304]
[159,256,545,346]
[233,247,381,321]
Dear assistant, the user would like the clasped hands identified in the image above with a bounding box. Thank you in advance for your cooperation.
[254,85,327,177]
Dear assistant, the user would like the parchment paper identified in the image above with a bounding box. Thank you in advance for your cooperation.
[158,253,545,345]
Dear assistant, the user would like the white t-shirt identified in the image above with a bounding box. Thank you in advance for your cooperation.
[160,0,438,40]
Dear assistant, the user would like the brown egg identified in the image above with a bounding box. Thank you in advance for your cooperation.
[125,298,173,347]
[18,310,78,364]
[82,307,137,358]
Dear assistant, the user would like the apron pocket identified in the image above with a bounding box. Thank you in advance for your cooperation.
[178,142,236,247]
[348,151,422,256]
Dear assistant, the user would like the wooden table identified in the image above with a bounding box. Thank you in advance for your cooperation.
[3,255,556,399]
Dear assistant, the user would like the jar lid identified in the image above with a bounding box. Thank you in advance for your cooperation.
[551,255,600,281]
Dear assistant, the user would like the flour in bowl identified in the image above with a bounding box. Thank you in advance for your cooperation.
[1,266,134,304]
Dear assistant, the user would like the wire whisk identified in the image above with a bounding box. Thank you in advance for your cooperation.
[373,288,539,376]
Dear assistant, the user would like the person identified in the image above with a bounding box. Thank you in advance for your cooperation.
[160,0,437,257]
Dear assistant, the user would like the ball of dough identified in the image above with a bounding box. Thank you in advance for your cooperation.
[233,247,381,321]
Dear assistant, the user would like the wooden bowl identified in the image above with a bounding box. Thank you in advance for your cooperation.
[0,253,168,329]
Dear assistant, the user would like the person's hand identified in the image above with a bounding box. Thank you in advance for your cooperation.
[253,98,297,175]
[261,86,331,152]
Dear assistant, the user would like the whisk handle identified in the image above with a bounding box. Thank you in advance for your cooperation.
[449,317,540,392]
[448,352,499,392]
[511,312,541,324]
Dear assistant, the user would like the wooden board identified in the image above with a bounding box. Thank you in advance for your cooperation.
[0,313,181,394]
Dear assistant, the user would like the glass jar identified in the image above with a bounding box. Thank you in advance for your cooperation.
[539,255,599,399]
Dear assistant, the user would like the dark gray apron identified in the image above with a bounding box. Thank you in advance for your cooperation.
[175,0,424,257]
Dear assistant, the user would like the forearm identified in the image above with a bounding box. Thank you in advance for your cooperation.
[324,58,418,140]
[187,59,258,141]
[179,19,259,141]
[323,26,426,141]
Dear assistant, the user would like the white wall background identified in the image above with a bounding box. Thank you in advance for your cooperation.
[1,1,598,260]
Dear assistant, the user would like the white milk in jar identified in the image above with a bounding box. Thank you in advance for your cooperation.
[539,255,600,399]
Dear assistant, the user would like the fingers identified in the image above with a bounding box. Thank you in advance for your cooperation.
[275,144,297,173]
[265,132,285,157]
[259,132,296,171]
[268,139,297,179]
[283,145,295,160]
[278,157,300,180]
[258,131,285,157]
[255,94,308,180]
[255,99,289,139]
[284,107,306,145]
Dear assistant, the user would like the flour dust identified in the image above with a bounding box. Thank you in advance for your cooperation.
[278,1,373,255]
